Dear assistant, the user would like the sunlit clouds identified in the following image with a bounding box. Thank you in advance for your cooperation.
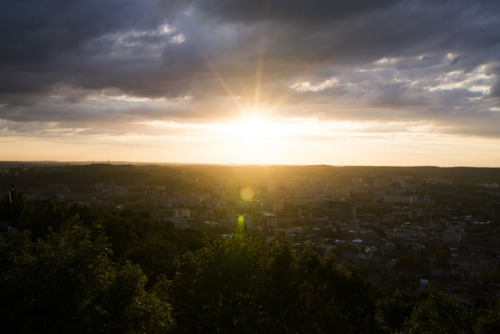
[0,0,500,166]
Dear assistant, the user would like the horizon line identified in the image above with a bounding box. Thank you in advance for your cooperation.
[0,160,499,169]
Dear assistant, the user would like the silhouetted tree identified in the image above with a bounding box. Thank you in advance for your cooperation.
[401,286,472,333]
[0,222,173,333]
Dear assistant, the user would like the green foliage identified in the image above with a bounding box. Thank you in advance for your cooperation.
[0,223,173,333]
[400,286,472,334]
[100,209,206,280]
[2,194,499,333]
[5,193,207,281]
[297,252,381,333]
[169,230,381,333]
[20,198,69,239]
[376,289,419,332]
[0,189,26,228]
[473,299,500,334]
[169,232,264,333]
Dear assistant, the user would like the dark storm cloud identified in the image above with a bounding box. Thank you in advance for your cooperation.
[193,0,399,24]
[0,0,500,137]
[0,1,165,64]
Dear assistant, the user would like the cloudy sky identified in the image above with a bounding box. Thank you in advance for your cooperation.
[1,0,500,166]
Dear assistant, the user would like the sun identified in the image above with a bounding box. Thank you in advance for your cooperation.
[206,106,347,164]
[237,109,270,133]
[209,108,289,162]
[240,113,267,127]
[233,109,282,145]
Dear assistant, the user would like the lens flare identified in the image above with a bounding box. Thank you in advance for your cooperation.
[240,185,255,201]
[238,215,245,226]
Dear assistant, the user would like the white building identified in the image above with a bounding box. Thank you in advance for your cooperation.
[172,208,191,219]
[383,195,418,204]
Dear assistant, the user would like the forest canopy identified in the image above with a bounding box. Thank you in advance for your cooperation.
[1,191,499,333]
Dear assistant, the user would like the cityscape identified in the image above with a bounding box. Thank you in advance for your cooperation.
[1,163,499,332]
[2,0,500,332]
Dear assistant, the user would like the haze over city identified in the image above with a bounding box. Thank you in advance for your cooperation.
[1,1,500,166]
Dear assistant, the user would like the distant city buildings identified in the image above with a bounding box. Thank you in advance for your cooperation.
[383,195,418,204]
[2,164,499,305]
[172,208,191,219]
[426,178,454,186]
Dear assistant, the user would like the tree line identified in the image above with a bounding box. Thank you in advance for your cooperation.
[1,194,499,333]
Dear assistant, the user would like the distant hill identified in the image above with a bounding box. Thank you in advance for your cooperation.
[1,163,499,188]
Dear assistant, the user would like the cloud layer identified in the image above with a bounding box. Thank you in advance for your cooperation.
[1,0,500,141]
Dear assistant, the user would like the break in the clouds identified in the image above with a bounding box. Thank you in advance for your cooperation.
[1,0,500,163]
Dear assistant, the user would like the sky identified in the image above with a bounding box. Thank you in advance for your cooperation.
[1,0,500,166]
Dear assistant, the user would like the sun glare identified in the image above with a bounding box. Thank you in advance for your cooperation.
[240,113,268,127]
[231,110,285,147]
[236,111,275,139]
[202,108,290,162]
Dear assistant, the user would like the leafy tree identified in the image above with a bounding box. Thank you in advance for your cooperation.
[168,229,382,333]
[169,230,263,333]
[473,299,500,334]
[297,252,381,333]
[401,286,472,334]
[100,209,206,280]
[0,222,173,333]
[20,198,69,239]
[0,188,26,228]
[375,288,419,332]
